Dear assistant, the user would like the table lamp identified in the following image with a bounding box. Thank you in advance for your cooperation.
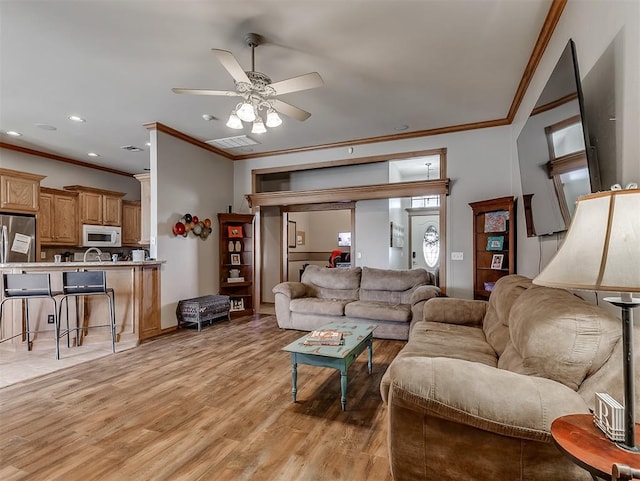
[533,188,640,452]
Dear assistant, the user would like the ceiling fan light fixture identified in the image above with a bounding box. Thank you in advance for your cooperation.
[266,109,282,128]
[251,119,267,134]
[236,102,256,122]
[226,112,243,130]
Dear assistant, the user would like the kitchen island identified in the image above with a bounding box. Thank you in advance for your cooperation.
[0,260,163,354]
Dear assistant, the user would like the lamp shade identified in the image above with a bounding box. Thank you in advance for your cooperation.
[226,113,243,130]
[236,102,256,122]
[533,189,640,292]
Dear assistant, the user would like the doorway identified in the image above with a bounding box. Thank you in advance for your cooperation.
[409,211,441,286]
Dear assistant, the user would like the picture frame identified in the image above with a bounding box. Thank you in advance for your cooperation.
[227,225,243,238]
[486,236,504,251]
[230,253,241,265]
[491,254,504,270]
[230,298,245,312]
[288,220,296,249]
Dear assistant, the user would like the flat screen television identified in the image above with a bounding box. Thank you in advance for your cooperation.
[516,39,601,237]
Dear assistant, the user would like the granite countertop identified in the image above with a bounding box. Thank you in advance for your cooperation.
[0,260,165,268]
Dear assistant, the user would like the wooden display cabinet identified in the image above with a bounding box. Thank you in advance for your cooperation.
[39,187,78,245]
[469,196,516,300]
[218,213,255,319]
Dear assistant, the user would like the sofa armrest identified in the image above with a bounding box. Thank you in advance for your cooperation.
[423,297,487,326]
[272,282,307,299]
[272,282,307,329]
[386,357,590,442]
[410,285,441,305]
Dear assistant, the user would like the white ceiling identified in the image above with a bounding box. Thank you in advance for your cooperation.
[0,0,551,175]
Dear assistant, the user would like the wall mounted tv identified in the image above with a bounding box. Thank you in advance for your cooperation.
[516,39,601,237]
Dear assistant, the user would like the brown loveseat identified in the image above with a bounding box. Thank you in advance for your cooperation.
[380,274,637,481]
[272,265,440,340]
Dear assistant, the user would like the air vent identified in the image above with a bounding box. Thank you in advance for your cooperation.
[206,135,260,150]
[120,145,144,152]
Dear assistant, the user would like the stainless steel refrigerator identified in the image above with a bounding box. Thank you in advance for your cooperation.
[0,213,37,263]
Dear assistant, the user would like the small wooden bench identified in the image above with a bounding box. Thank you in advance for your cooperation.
[176,295,230,331]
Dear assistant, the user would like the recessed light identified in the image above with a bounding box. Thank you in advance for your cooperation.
[35,123,57,131]
[87,152,99,157]
[202,114,216,121]
[145,142,151,147]
[394,124,409,131]
[68,115,86,123]
[5,130,22,136]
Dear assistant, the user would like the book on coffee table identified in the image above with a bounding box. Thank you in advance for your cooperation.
[304,329,344,346]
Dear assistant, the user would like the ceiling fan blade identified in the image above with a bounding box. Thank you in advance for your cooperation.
[211,49,251,84]
[272,99,311,121]
[172,88,240,96]
[270,72,323,95]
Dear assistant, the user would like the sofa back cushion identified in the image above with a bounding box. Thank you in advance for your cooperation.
[498,285,621,391]
[482,275,533,356]
[359,267,432,304]
[301,265,361,300]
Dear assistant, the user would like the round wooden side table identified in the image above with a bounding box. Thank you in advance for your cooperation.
[551,414,640,480]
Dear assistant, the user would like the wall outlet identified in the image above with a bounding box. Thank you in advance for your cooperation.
[47,314,55,324]
[451,252,464,261]
[41,251,47,259]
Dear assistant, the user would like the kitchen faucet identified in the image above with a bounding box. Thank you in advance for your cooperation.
[83,247,103,263]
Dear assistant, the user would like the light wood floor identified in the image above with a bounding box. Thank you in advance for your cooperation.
[0,314,404,481]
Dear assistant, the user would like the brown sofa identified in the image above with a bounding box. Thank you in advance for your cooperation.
[272,265,440,340]
[380,274,637,481]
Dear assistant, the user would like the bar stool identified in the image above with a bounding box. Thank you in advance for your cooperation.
[58,270,116,354]
[0,273,61,359]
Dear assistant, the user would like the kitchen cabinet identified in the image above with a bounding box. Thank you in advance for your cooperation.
[39,187,78,245]
[469,196,516,300]
[63,185,125,226]
[134,173,150,244]
[0,168,46,214]
[218,213,255,319]
[122,200,141,246]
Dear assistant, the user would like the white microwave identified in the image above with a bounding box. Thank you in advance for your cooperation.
[82,224,122,247]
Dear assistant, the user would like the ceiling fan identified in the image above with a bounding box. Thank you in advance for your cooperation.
[172,33,323,132]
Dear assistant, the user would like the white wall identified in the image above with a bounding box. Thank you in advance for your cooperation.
[511,0,640,278]
[0,148,140,198]
[153,130,233,328]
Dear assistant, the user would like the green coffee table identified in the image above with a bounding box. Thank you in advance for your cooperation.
[282,321,377,411]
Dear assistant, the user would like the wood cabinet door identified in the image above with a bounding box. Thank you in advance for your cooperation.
[80,192,103,224]
[1,174,40,213]
[53,194,77,244]
[103,195,122,226]
[38,192,54,243]
[122,201,141,245]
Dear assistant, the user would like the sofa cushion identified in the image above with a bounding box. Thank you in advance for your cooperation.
[344,300,411,322]
[301,265,361,300]
[498,285,621,391]
[482,275,532,356]
[359,266,432,304]
[290,297,353,316]
[408,321,498,366]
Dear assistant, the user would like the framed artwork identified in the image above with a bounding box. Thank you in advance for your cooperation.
[491,254,504,270]
[288,220,296,248]
[230,253,241,265]
[228,225,243,238]
[486,236,504,251]
[230,298,245,312]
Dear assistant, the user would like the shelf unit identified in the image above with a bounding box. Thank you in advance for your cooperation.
[469,196,516,300]
[217,213,255,319]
